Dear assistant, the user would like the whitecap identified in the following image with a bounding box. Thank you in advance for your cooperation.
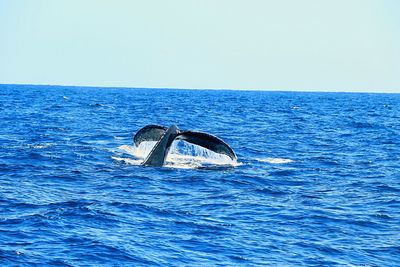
[256,157,294,164]
[29,144,50,149]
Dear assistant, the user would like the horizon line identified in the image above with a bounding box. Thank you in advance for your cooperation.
[1,82,398,95]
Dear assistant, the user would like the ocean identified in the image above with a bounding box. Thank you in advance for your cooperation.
[0,84,399,266]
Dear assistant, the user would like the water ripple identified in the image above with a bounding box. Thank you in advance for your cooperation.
[0,85,399,266]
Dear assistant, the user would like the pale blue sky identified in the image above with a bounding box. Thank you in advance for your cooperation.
[1,0,399,92]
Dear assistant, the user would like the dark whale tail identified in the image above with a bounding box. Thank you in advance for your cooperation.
[133,125,237,166]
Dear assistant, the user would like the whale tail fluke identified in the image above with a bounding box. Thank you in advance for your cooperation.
[176,131,237,161]
[133,124,168,146]
[133,124,237,166]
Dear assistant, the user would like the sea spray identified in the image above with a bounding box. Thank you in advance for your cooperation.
[117,140,238,168]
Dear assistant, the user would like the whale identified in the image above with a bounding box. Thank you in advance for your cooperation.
[133,125,237,167]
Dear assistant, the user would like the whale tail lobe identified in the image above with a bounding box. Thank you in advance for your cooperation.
[176,131,236,161]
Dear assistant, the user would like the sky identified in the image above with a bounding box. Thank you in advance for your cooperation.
[0,0,399,92]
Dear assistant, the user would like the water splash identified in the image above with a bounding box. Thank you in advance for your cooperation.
[115,141,239,169]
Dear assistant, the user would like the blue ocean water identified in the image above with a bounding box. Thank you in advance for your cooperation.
[0,84,399,266]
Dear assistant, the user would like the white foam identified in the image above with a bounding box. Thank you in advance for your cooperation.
[257,157,294,164]
[112,156,143,165]
[29,144,50,149]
